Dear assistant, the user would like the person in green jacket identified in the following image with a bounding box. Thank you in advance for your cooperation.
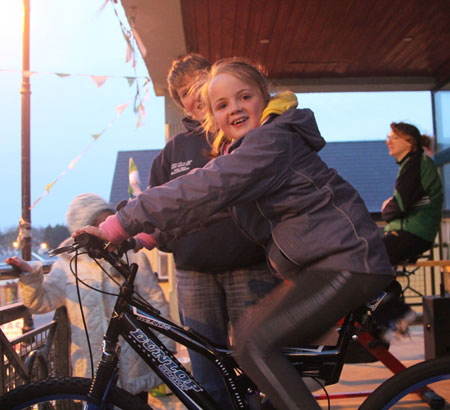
[374,122,443,341]
[382,121,443,265]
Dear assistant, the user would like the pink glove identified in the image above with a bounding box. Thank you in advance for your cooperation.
[99,214,130,244]
[135,233,157,250]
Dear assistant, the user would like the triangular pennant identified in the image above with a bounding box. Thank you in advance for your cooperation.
[126,77,135,87]
[126,42,133,64]
[91,75,107,88]
[56,73,70,78]
[132,28,147,58]
[69,154,82,169]
[115,102,129,116]
[45,181,56,193]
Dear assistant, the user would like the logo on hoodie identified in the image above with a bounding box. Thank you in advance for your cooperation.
[171,160,193,176]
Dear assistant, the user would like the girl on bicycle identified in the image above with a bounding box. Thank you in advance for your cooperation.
[146,54,280,408]
[75,58,393,409]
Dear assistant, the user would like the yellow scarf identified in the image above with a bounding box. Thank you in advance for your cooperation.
[260,91,298,124]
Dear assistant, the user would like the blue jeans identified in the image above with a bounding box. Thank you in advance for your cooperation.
[176,264,281,409]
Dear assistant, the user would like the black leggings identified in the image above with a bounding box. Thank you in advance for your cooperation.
[383,230,432,266]
[234,269,393,410]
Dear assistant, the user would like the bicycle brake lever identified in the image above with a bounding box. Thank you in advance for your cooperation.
[48,243,79,257]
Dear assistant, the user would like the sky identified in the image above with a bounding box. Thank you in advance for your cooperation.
[0,0,434,231]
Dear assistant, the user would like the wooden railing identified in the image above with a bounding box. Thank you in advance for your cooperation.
[0,261,70,394]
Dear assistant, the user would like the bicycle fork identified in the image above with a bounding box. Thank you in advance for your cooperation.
[85,340,121,409]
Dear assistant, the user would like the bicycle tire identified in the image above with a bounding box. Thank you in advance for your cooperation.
[359,356,450,410]
[0,377,153,410]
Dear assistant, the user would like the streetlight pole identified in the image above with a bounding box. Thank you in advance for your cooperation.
[21,0,34,332]
[21,0,31,262]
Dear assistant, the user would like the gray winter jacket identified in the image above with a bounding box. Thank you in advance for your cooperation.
[19,245,175,394]
[117,108,392,276]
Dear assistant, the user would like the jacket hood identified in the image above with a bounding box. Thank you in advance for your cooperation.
[277,108,326,152]
[261,91,298,124]
[66,193,114,234]
[182,117,202,134]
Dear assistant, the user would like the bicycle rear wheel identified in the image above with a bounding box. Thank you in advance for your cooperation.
[360,356,450,410]
[0,377,153,410]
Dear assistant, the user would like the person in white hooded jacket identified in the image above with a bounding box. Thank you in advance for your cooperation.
[5,193,175,402]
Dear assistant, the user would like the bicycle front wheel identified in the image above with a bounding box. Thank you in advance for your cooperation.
[0,377,153,410]
[360,356,450,410]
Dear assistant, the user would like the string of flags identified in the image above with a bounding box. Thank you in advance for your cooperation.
[29,92,138,210]
[0,67,148,88]
[11,0,151,249]
[1,0,153,211]
[0,66,151,211]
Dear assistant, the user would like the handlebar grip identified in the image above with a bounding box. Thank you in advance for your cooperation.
[74,233,135,258]
[75,232,107,251]
[119,238,136,253]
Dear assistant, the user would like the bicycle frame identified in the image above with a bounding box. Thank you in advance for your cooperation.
[105,297,254,409]
[88,276,360,409]
[65,237,361,410]
[83,251,257,410]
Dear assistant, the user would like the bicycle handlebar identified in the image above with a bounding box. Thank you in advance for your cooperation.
[49,233,136,259]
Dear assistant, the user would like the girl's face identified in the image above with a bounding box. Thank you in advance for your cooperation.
[209,73,266,140]
[386,130,413,161]
[178,75,205,121]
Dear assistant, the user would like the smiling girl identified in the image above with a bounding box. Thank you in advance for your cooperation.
[148,54,279,408]
[75,58,393,409]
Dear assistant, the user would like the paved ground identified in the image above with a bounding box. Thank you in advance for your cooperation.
[146,325,448,409]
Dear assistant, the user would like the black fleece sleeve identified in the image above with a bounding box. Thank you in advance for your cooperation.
[148,145,172,188]
[382,153,425,222]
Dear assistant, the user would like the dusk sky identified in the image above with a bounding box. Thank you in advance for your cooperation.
[1,0,434,231]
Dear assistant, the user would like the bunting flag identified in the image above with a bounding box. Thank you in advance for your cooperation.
[115,102,129,116]
[91,75,108,88]
[128,157,142,198]
[132,27,147,58]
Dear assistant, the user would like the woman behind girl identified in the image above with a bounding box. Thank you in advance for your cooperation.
[75,58,393,409]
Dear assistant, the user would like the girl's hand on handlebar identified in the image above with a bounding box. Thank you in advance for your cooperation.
[72,225,108,241]
[4,256,33,273]
[72,226,117,251]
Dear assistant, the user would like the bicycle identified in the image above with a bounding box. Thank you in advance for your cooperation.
[0,232,448,409]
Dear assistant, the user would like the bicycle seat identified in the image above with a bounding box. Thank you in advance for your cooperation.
[397,255,419,266]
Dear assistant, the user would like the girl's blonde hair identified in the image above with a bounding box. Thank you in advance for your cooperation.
[199,58,271,156]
